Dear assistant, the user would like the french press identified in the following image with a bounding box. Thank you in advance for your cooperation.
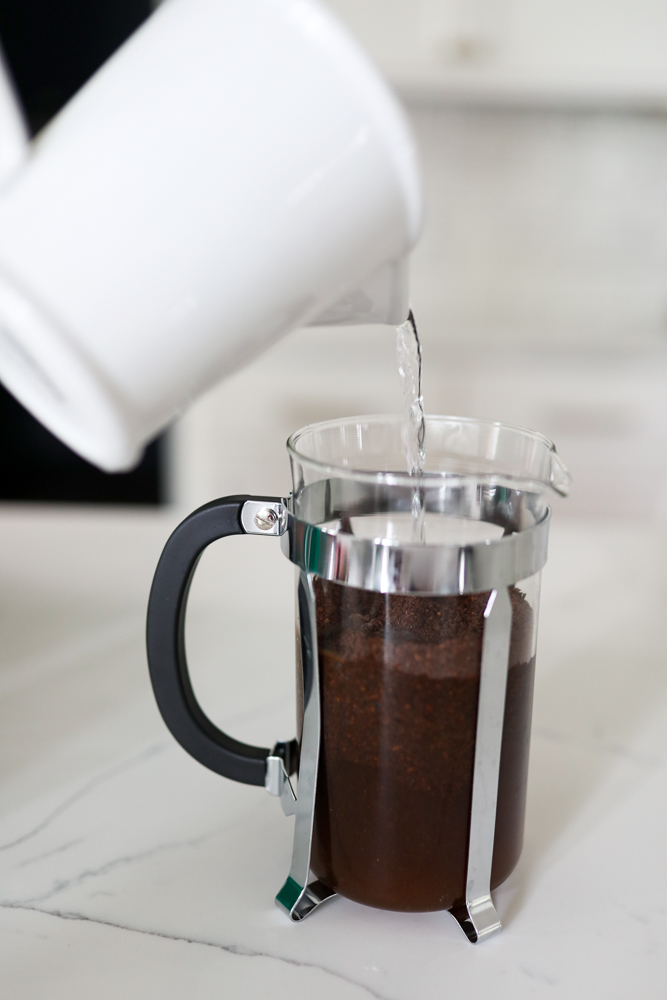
[146,414,569,942]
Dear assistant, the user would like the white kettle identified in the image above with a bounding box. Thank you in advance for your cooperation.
[0,0,421,471]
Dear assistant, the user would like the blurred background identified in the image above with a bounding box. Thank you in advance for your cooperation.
[4,0,667,516]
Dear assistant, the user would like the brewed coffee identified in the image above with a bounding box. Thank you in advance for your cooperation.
[310,578,535,912]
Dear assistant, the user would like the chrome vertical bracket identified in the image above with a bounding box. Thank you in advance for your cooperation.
[275,572,337,920]
[452,586,512,943]
[265,744,297,816]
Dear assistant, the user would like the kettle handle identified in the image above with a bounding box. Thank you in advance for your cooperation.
[146,494,297,786]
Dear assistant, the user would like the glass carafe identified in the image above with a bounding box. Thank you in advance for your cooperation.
[146,414,569,941]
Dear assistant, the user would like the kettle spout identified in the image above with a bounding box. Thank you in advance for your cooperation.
[307,257,410,328]
[0,49,29,188]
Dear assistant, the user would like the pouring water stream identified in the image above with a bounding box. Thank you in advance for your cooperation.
[396,310,426,542]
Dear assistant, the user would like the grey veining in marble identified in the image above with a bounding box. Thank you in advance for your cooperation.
[1,508,667,999]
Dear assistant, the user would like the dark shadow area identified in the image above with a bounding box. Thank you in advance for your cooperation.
[0,0,165,504]
[0,0,152,135]
[0,387,165,504]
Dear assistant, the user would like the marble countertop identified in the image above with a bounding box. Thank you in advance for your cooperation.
[1,505,666,999]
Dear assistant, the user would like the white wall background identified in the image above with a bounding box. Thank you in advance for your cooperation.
[326,0,667,107]
[409,106,667,348]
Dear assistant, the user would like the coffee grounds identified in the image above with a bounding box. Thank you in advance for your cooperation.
[309,579,535,912]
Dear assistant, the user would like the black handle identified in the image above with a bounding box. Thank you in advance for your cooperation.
[146,494,289,786]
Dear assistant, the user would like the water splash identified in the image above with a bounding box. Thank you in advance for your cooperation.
[396,310,426,543]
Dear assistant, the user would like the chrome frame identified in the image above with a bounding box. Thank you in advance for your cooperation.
[241,480,548,942]
[451,586,513,942]
[274,571,337,920]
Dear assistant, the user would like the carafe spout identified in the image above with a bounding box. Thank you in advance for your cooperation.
[549,448,571,497]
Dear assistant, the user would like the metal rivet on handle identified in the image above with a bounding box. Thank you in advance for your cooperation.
[254,508,278,531]
[240,500,286,536]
